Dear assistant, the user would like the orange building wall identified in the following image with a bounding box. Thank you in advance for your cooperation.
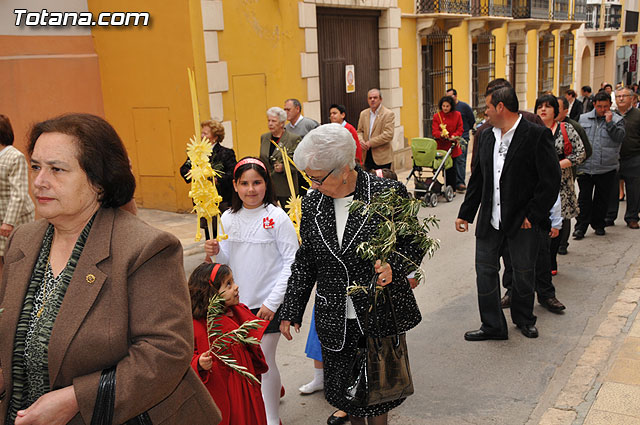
[0,35,104,155]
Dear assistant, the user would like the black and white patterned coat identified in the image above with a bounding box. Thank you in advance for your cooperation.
[280,168,424,352]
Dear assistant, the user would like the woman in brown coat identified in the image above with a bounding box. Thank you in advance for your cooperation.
[0,114,220,425]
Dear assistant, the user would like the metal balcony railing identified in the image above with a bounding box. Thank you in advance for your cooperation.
[417,0,471,14]
[573,0,587,20]
[512,0,551,19]
[553,0,569,19]
[470,0,512,16]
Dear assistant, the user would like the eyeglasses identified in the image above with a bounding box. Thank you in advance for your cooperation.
[308,169,335,186]
[616,94,632,99]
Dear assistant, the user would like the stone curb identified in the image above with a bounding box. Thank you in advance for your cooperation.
[538,269,640,425]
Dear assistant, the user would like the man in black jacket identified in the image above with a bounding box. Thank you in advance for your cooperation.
[566,89,583,121]
[456,85,561,340]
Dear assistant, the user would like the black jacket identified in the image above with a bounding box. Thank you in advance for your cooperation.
[458,117,561,239]
[279,169,423,351]
[179,143,237,206]
[569,98,584,121]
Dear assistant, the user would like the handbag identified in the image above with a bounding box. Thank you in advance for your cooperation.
[90,365,152,425]
[345,275,414,407]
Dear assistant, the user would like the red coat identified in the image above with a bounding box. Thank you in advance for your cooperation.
[432,110,463,158]
[191,304,269,425]
[344,121,363,165]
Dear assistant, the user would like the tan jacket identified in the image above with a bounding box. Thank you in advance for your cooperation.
[356,105,396,166]
[0,208,220,424]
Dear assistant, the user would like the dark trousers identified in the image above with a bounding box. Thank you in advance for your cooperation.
[476,226,539,335]
[556,218,571,251]
[576,170,617,232]
[502,230,556,301]
[549,219,570,270]
[445,165,456,189]
[607,156,640,224]
[364,150,392,171]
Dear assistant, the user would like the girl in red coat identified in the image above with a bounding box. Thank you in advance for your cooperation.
[432,95,464,189]
[189,262,269,425]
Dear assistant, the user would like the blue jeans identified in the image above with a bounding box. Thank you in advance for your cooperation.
[454,136,469,187]
[475,226,539,335]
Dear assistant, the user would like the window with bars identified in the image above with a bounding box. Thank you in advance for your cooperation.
[585,4,600,28]
[472,32,496,119]
[559,34,574,95]
[422,30,453,137]
[604,4,622,28]
[595,41,606,56]
[626,10,639,32]
[538,34,555,97]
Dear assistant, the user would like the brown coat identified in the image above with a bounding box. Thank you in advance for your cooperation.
[0,208,220,424]
[356,105,396,166]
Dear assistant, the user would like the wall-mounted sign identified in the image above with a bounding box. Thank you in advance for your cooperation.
[630,44,637,73]
[345,65,355,93]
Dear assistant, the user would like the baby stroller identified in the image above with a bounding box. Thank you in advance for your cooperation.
[405,137,455,207]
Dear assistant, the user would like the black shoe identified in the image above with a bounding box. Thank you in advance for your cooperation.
[464,329,508,341]
[500,294,511,309]
[539,297,566,314]
[516,324,539,338]
[327,410,349,425]
[557,246,568,255]
[573,229,585,240]
[594,228,606,236]
[604,219,615,227]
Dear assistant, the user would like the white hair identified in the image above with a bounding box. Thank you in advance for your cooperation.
[267,107,287,123]
[293,123,356,172]
[616,86,635,96]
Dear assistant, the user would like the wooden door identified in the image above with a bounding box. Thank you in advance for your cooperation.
[317,8,380,127]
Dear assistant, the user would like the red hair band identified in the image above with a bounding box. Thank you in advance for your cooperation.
[234,158,267,175]
[208,264,222,287]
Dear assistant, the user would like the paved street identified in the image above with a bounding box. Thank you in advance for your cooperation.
[152,176,640,425]
[272,194,640,424]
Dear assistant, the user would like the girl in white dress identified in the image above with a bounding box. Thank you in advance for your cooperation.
[205,157,299,425]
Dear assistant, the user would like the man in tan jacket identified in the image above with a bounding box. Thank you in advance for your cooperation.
[357,88,396,170]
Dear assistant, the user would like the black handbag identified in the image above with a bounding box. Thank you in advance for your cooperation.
[345,275,414,407]
[90,365,152,425]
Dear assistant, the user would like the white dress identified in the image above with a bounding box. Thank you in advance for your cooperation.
[217,204,299,312]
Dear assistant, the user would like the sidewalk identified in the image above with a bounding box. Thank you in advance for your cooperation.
[538,264,640,425]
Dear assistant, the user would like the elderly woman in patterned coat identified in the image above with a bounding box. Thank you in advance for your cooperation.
[279,124,424,425]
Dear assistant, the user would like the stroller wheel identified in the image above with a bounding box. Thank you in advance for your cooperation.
[444,186,455,202]
[428,192,438,207]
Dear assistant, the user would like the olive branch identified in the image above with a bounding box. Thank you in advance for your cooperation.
[206,293,264,384]
[346,188,440,296]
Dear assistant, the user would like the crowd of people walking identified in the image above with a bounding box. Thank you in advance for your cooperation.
[0,75,638,425]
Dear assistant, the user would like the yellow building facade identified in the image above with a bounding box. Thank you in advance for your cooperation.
[5,0,597,212]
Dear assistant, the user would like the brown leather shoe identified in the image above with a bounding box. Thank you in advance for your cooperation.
[501,294,511,309]
[628,221,639,229]
[539,297,566,313]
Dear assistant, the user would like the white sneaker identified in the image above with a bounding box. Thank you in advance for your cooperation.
[298,380,324,394]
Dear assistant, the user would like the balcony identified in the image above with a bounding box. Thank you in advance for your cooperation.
[553,0,569,19]
[573,0,587,20]
[512,0,550,19]
[417,0,471,14]
[470,0,512,16]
